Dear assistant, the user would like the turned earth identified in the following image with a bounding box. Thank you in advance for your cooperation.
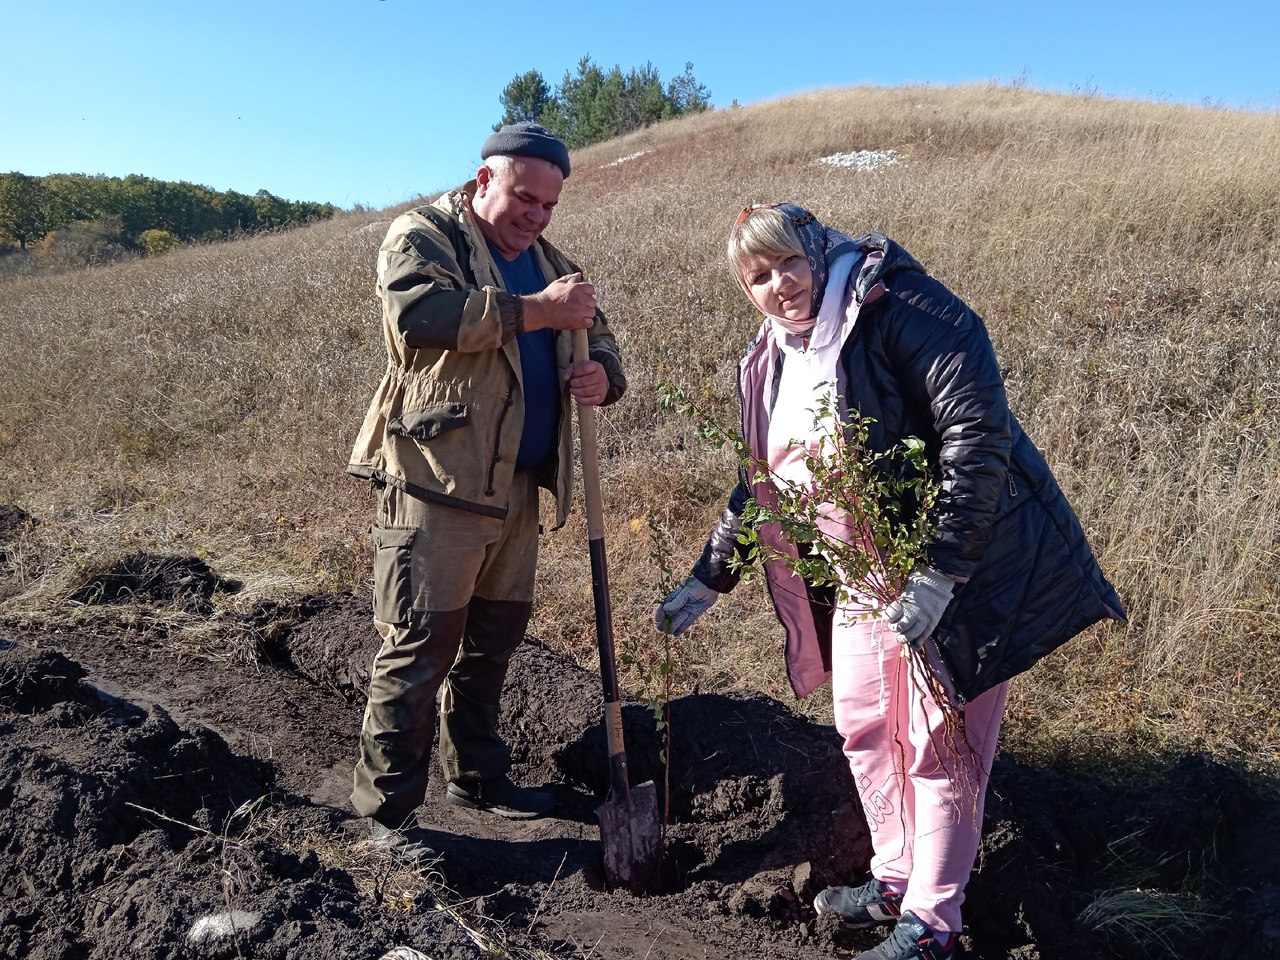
[1,549,1277,960]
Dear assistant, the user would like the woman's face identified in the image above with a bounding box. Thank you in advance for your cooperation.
[741,250,814,321]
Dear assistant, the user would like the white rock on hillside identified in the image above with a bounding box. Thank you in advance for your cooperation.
[818,150,899,171]
[602,151,647,168]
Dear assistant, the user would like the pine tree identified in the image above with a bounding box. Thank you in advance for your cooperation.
[494,57,711,151]
[495,70,553,130]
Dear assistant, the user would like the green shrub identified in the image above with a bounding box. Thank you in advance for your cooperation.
[141,229,179,257]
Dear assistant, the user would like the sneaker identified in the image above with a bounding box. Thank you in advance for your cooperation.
[814,877,904,928]
[445,775,557,819]
[367,818,444,865]
[854,911,956,960]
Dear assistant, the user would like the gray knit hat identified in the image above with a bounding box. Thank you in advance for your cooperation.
[481,122,571,178]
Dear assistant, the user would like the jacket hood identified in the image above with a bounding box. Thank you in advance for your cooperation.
[847,232,926,303]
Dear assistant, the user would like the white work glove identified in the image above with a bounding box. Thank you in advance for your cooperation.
[884,564,955,650]
[655,576,720,636]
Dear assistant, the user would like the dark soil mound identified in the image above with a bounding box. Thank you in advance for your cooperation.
[0,642,266,956]
[0,505,31,544]
[1,581,1277,960]
[67,554,240,614]
[0,505,33,603]
[0,639,475,960]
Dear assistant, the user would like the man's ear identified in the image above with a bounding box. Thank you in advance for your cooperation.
[475,164,493,196]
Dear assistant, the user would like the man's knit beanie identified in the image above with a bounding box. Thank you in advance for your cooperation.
[481,122,571,178]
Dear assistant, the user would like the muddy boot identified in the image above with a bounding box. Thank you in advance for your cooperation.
[814,877,903,927]
[854,912,955,960]
[367,818,444,866]
[445,775,556,819]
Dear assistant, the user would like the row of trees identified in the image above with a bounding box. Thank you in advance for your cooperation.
[0,171,336,252]
[496,57,711,150]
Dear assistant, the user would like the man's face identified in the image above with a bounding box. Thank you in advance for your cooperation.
[472,156,564,260]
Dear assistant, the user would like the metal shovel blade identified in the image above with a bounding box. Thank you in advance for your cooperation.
[597,779,662,895]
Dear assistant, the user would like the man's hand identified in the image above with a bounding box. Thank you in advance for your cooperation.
[522,273,596,331]
[566,360,608,406]
[884,564,955,650]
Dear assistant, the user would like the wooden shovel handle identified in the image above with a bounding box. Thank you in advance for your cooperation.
[572,329,606,540]
[572,329,630,792]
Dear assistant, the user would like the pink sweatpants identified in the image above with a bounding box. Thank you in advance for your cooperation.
[831,610,1009,935]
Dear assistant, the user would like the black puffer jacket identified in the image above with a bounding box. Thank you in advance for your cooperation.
[694,235,1125,703]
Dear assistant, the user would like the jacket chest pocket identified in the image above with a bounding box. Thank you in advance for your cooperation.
[388,402,469,440]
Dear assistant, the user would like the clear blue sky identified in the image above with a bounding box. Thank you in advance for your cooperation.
[4,0,1277,210]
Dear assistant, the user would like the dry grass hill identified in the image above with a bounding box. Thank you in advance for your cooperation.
[2,82,1278,773]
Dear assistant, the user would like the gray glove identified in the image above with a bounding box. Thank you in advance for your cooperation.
[655,576,720,636]
[884,565,955,649]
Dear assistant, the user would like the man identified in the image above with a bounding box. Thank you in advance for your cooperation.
[347,123,627,859]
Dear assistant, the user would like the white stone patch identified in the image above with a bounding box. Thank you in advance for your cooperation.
[187,910,261,943]
[602,151,647,168]
[379,949,432,960]
[359,220,391,234]
[818,150,899,171]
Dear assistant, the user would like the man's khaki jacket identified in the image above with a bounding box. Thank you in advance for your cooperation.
[348,184,626,528]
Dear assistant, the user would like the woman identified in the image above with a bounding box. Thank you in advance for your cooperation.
[656,204,1125,960]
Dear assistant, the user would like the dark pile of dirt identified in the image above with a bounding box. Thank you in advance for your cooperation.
[0,506,30,543]
[0,640,478,960]
[0,506,32,603]
[1,559,1277,959]
[66,554,241,615]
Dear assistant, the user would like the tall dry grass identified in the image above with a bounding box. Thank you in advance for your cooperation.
[2,84,1277,771]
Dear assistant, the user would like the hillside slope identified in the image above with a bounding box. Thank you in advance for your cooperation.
[2,83,1278,763]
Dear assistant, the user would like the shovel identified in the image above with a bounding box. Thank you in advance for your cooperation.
[572,328,663,895]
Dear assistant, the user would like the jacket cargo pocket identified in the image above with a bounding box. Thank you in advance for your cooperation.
[372,526,417,626]
[388,403,469,441]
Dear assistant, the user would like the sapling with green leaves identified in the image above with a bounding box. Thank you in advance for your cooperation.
[659,379,939,614]
[619,508,683,840]
[659,379,982,806]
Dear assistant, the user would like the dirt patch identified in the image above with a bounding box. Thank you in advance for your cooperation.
[66,554,241,615]
[1,574,1277,959]
[0,506,31,544]
[0,506,33,604]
